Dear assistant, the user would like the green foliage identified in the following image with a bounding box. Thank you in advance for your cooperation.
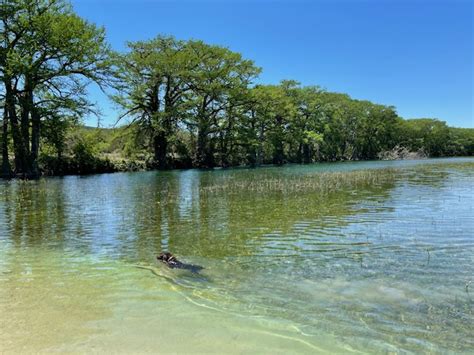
[1,1,471,179]
[112,35,261,169]
[1,0,111,178]
[39,129,116,176]
[36,90,474,176]
[398,119,450,157]
[447,127,474,156]
[41,115,74,159]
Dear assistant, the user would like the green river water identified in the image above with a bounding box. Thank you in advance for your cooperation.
[0,158,473,353]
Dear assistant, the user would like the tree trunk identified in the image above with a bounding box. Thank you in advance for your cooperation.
[6,83,30,177]
[273,143,284,165]
[302,143,311,164]
[29,95,41,178]
[219,126,233,168]
[196,126,207,168]
[207,138,215,168]
[247,145,257,167]
[296,142,303,164]
[272,115,284,165]
[246,120,257,167]
[257,123,265,166]
[20,92,31,161]
[153,131,168,169]
[1,106,12,178]
[219,130,228,167]
[195,124,213,168]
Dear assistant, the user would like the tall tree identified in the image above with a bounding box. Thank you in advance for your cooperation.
[113,36,197,169]
[1,0,110,178]
[114,37,260,169]
[250,84,296,165]
[398,118,451,157]
[185,40,260,168]
[288,85,325,163]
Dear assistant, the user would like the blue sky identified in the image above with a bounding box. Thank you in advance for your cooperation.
[71,0,473,128]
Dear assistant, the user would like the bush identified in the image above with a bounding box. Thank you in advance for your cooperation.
[39,140,117,176]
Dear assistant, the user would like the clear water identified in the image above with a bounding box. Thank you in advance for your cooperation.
[0,158,473,353]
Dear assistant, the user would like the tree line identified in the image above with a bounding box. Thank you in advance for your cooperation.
[1,0,473,178]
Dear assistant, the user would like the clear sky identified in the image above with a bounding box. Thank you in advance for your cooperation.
[71,0,473,128]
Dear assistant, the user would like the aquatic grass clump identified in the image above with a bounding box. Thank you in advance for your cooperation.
[201,168,396,195]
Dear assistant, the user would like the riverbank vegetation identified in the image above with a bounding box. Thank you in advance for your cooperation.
[1,0,473,178]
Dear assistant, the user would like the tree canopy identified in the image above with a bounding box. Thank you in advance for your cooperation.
[1,0,472,178]
[1,0,110,178]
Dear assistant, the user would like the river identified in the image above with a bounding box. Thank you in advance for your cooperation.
[0,158,473,353]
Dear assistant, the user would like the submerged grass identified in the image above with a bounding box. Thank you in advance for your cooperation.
[201,168,397,195]
[200,161,474,196]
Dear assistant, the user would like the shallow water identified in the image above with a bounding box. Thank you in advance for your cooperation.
[0,158,473,353]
